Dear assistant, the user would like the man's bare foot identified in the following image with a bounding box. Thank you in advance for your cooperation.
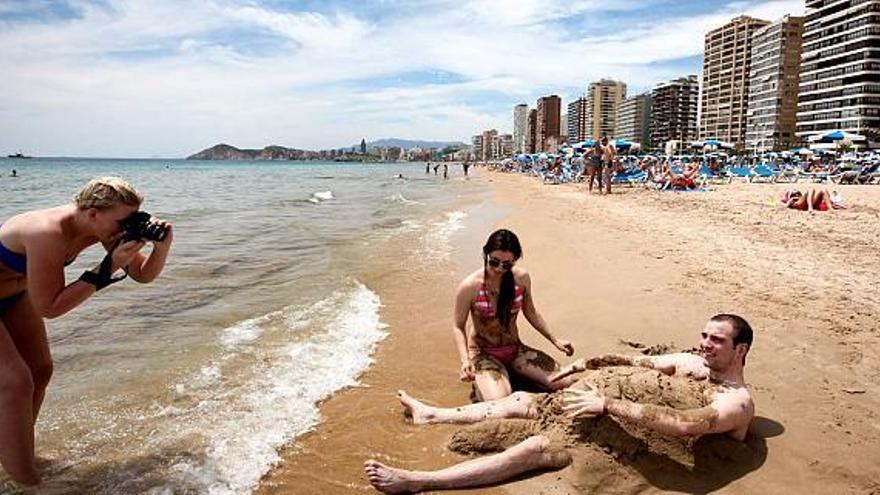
[364,459,421,494]
[397,390,435,424]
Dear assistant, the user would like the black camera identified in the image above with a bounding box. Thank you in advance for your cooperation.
[121,211,168,242]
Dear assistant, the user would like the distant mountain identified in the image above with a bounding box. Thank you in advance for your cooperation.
[363,138,468,150]
[187,143,310,160]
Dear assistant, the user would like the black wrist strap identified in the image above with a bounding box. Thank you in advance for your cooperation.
[79,246,128,291]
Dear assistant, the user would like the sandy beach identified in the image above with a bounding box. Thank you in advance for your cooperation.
[260,169,880,494]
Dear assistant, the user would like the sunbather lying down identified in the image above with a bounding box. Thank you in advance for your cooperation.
[664,163,701,190]
[780,188,845,212]
[365,315,757,494]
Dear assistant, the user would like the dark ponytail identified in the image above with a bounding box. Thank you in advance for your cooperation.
[482,229,523,329]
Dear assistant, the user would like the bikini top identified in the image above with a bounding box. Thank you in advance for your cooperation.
[473,284,524,318]
[0,223,77,274]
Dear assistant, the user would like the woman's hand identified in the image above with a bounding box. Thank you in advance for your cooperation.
[111,239,146,272]
[562,384,606,418]
[553,338,574,356]
[152,218,174,247]
[459,361,475,382]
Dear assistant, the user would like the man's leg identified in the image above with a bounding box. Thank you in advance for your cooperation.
[605,163,612,194]
[364,435,571,493]
[397,390,538,425]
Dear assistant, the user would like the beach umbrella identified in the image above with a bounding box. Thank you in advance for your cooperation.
[809,130,867,143]
[612,139,632,150]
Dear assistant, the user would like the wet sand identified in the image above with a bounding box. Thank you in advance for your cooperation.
[259,170,880,494]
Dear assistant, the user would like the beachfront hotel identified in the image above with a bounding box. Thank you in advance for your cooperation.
[745,15,804,152]
[527,108,538,153]
[652,75,699,150]
[586,79,627,139]
[796,0,880,141]
[700,15,771,148]
[513,104,529,154]
[536,95,562,152]
[567,97,590,143]
[614,93,652,147]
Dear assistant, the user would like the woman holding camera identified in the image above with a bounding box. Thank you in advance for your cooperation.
[452,229,577,402]
[0,177,172,487]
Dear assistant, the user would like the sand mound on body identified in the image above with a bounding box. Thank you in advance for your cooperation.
[448,366,764,493]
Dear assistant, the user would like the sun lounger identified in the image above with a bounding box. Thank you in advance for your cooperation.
[726,166,752,183]
[751,164,778,183]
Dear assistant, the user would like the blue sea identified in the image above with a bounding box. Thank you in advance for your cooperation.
[0,158,485,494]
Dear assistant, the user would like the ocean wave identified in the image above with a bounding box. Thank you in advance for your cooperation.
[308,190,334,203]
[420,210,468,261]
[385,192,423,206]
[154,281,386,494]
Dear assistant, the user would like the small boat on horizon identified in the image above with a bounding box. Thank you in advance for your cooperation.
[7,152,32,159]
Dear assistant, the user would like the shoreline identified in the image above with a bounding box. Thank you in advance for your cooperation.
[259,170,880,494]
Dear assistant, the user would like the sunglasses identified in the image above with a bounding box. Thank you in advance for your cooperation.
[487,257,515,270]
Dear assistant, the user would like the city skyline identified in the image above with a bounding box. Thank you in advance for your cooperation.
[0,0,804,157]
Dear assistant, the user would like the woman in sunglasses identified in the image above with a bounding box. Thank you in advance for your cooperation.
[452,229,577,401]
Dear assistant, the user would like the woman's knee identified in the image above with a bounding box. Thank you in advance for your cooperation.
[29,359,53,390]
[0,364,35,399]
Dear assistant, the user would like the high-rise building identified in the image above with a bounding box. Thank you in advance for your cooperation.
[536,95,561,152]
[652,75,699,150]
[797,1,880,141]
[527,109,538,153]
[700,15,771,148]
[560,113,568,140]
[746,15,804,152]
[615,93,652,146]
[567,97,589,142]
[586,79,627,139]
[494,134,514,158]
[480,129,498,161]
[513,104,529,153]
[471,134,483,161]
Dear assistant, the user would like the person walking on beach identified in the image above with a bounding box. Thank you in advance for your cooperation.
[0,177,173,488]
[365,314,755,493]
[451,229,577,403]
[426,162,431,174]
[463,163,470,177]
[586,142,602,193]
[433,164,440,175]
[443,163,448,180]
[601,136,616,195]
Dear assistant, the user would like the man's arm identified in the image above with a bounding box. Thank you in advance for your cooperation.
[563,386,752,438]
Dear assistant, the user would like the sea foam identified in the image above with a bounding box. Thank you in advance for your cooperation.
[155,282,385,494]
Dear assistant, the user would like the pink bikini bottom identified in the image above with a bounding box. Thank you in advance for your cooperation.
[482,344,519,365]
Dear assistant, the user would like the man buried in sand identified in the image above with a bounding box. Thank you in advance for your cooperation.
[364,314,755,494]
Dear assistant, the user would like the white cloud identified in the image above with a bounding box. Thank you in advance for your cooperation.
[0,0,806,156]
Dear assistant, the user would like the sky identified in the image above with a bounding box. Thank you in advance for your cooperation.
[0,0,805,157]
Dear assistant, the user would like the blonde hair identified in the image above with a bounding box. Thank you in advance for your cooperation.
[74,177,143,210]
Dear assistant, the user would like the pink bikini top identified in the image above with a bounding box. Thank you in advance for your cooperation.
[473,284,524,318]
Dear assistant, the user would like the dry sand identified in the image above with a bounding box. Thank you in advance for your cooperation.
[259,170,880,494]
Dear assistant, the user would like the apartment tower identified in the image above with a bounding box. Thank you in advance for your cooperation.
[652,75,699,150]
[567,97,590,142]
[586,79,627,139]
[527,109,538,153]
[614,93,652,146]
[536,95,561,152]
[796,0,880,140]
[513,104,529,153]
[746,15,804,152]
[700,15,771,148]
